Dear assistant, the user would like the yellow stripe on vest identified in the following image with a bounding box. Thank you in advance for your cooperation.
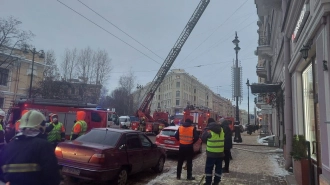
[2,163,41,173]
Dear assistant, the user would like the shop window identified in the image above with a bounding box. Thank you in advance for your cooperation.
[0,68,9,86]
[302,63,317,160]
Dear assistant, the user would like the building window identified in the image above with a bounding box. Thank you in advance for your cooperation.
[194,89,196,93]
[176,100,180,106]
[0,98,4,108]
[176,91,180,97]
[302,62,317,160]
[0,68,9,86]
[176,82,180,88]
[194,96,196,101]
[158,95,160,100]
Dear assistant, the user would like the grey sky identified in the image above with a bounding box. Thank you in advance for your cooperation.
[0,0,259,112]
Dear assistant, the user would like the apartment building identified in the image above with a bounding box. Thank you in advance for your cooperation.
[0,48,45,111]
[254,0,330,184]
[134,69,234,117]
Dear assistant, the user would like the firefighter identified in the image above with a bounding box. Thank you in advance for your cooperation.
[220,119,232,173]
[139,117,146,132]
[201,118,225,185]
[70,111,87,140]
[0,110,61,185]
[0,110,4,151]
[47,113,65,148]
[174,118,199,180]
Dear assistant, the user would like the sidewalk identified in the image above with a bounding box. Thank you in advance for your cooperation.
[144,132,289,185]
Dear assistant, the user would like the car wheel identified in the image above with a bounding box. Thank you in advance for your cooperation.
[152,156,165,173]
[115,168,128,185]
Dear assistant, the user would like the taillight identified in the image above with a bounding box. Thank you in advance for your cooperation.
[55,147,63,158]
[89,154,105,164]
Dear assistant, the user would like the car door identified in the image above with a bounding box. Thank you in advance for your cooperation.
[126,133,143,174]
[138,134,159,169]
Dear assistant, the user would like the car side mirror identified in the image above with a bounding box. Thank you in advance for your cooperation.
[119,144,126,150]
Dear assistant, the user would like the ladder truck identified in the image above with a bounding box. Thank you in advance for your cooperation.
[135,0,210,134]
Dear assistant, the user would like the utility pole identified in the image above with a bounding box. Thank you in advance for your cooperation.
[246,78,250,125]
[232,32,242,143]
[23,46,44,99]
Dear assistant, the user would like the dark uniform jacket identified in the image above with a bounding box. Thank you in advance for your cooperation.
[174,122,199,147]
[221,120,233,150]
[0,135,61,185]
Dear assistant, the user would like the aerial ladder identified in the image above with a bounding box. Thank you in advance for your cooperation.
[136,0,210,132]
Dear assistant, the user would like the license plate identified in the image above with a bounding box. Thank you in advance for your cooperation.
[164,140,175,144]
[62,166,80,175]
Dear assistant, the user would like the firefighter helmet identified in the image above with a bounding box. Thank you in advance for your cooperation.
[19,110,46,131]
[0,109,5,117]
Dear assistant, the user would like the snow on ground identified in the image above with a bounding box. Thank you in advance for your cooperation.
[269,154,290,177]
[257,135,275,145]
[145,167,176,185]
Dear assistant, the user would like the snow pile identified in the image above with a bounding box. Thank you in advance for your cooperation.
[257,135,275,145]
[146,167,176,185]
[269,154,289,177]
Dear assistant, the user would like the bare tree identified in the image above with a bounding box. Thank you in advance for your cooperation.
[61,48,77,81]
[118,71,136,114]
[77,47,92,83]
[0,16,34,65]
[94,49,112,85]
[43,50,60,80]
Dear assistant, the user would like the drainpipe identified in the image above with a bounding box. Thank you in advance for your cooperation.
[284,35,293,170]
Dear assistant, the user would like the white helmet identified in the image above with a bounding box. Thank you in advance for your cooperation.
[0,109,5,117]
[19,110,46,131]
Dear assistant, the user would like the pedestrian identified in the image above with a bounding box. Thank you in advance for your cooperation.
[0,110,61,185]
[70,111,87,140]
[220,119,233,173]
[201,118,225,185]
[175,118,199,180]
[170,119,175,126]
[47,113,66,149]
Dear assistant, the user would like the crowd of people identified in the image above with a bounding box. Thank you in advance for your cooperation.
[0,109,88,185]
[175,117,232,185]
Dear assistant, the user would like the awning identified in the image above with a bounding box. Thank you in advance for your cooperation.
[250,83,282,94]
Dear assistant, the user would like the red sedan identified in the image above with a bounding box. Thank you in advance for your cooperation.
[155,126,202,153]
[55,128,166,185]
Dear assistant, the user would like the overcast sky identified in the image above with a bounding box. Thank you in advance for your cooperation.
[0,0,259,112]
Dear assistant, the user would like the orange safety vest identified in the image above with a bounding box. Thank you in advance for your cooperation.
[15,120,21,133]
[178,126,194,145]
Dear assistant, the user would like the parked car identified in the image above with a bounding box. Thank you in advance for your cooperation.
[55,128,166,185]
[155,126,202,154]
[119,116,131,129]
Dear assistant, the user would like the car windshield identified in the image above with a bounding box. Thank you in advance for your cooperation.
[76,129,121,146]
[161,129,177,136]
[119,118,127,122]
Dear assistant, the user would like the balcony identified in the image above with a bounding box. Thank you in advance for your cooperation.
[255,0,281,17]
[257,35,273,60]
[256,65,267,78]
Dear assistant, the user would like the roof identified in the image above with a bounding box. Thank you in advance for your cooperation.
[163,126,180,130]
[250,83,282,94]
[93,128,140,133]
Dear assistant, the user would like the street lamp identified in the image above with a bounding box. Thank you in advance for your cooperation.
[246,78,253,135]
[23,46,45,98]
[232,32,242,143]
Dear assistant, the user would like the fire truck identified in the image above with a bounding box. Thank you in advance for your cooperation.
[183,105,211,134]
[4,98,118,140]
[135,0,210,134]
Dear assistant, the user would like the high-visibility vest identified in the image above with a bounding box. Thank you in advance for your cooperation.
[2,163,41,173]
[70,120,87,139]
[178,126,194,145]
[206,129,225,153]
[0,124,3,131]
[47,122,64,142]
[15,120,21,132]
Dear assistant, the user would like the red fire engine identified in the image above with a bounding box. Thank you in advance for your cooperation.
[135,0,210,134]
[4,98,118,140]
[183,105,211,134]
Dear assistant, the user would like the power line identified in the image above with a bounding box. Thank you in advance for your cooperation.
[56,0,161,65]
[77,0,165,62]
[178,0,249,65]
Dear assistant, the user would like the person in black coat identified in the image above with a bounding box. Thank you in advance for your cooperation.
[220,119,233,173]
